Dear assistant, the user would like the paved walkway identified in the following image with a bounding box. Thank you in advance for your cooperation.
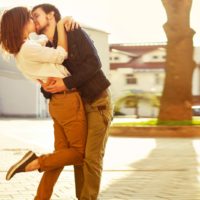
[1,119,200,199]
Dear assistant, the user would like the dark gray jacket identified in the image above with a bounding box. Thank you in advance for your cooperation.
[41,27,110,103]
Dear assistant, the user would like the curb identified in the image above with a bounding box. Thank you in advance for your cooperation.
[109,126,200,137]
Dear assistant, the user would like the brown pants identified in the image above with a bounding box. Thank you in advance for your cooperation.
[75,90,113,200]
[34,91,87,200]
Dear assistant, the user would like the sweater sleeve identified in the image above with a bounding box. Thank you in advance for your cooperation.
[21,41,68,64]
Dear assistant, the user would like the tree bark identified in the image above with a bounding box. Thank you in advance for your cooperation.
[158,0,195,121]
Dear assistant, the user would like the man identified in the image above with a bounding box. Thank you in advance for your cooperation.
[32,3,113,200]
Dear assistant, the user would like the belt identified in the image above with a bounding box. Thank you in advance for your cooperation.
[54,89,77,95]
[54,91,67,95]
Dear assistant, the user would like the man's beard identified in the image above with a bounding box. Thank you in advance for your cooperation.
[37,18,50,34]
[37,25,48,34]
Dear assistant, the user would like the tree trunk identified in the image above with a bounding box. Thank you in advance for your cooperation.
[158,0,195,121]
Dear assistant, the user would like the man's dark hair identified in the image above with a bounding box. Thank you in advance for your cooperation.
[32,3,61,22]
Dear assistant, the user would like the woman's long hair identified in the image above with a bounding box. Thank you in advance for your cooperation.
[0,7,30,54]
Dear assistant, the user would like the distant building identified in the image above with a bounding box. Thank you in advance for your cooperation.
[110,43,200,117]
[0,26,109,117]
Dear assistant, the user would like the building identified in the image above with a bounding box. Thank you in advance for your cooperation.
[110,43,200,117]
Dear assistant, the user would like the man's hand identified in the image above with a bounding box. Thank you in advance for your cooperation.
[38,77,67,93]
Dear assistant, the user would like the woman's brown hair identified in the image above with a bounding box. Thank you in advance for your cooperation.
[0,7,30,54]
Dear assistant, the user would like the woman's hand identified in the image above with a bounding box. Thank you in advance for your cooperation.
[38,77,67,93]
[58,16,80,31]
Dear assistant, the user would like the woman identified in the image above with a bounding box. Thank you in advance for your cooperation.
[0,6,87,187]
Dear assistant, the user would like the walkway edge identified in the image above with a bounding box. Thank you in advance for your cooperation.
[109,126,200,137]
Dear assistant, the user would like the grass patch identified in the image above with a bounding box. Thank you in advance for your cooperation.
[112,117,200,127]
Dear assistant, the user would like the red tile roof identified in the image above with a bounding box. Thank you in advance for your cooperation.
[110,43,166,70]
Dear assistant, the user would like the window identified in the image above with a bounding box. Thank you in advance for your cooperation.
[114,56,119,61]
[155,74,163,85]
[126,74,137,84]
[152,55,158,59]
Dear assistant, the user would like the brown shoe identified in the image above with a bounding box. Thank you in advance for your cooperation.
[6,151,37,180]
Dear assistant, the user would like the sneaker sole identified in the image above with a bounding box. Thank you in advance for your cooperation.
[6,151,34,180]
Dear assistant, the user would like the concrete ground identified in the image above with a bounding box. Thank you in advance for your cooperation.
[1,119,200,199]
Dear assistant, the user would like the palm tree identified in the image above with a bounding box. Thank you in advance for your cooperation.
[159,0,196,121]
[114,94,139,116]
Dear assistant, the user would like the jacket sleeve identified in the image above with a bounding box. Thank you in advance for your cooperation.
[63,28,102,90]
[40,87,52,99]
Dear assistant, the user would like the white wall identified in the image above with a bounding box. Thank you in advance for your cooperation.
[0,76,38,116]
[83,28,110,78]
[110,68,164,98]
[132,70,164,92]
[110,68,133,100]
[192,66,200,95]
